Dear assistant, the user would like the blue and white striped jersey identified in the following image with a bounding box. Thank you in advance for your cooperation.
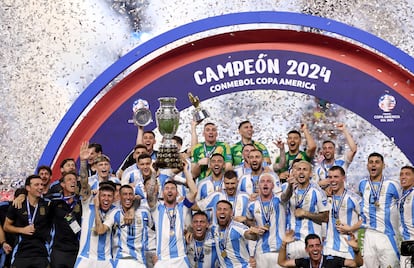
[246,193,286,254]
[212,221,251,268]
[196,176,224,201]
[197,191,250,224]
[76,195,118,262]
[238,172,281,195]
[324,189,361,256]
[150,199,193,261]
[358,177,400,236]
[314,159,347,183]
[287,182,330,241]
[88,175,120,191]
[112,207,153,265]
[399,187,414,241]
[186,228,218,268]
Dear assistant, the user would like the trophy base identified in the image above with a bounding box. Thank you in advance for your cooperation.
[154,144,183,169]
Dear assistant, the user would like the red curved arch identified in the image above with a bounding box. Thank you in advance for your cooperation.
[51,29,414,176]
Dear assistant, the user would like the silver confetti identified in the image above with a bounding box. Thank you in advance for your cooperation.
[1,0,413,199]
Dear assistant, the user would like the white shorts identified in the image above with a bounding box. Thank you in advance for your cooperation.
[74,256,114,268]
[363,229,399,268]
[154,256,190,268]
[256,252,282,268]
[287,240,308,259]
[114,258,146,268]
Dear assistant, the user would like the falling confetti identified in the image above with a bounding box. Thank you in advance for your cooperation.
[0,0,413,199]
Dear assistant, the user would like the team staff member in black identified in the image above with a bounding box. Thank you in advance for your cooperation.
[278,230,363,268]
[4,175,52,268]
[48,171,82,268]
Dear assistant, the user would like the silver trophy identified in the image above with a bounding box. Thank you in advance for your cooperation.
[188,92,210,123]
[132,99,152,126]
[155,97,182,169]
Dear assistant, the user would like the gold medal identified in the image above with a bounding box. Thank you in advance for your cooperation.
[39,206,46,216]
[221,251,227,258]
[194,264,198,268]
[74,204,80,213]
[264,224,270,229]
[375,201,380,207]
[170,230,175,236]
[335,219,341,225]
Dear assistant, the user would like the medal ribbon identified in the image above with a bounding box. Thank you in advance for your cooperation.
[203,143,217,158]
[309,258,324,268]
[99,209,108,222]
[367,177,384,205]
[219,222,232,252]
[320,159,332,179]
[26,198,38,225]
[224,191,238,214]
[193,239,205,263]
[63,194,78,212]
[165,205,177,230]
[259,195,274,226]
[332,189,347,219]
[295,184,311,208]
[399,187,414,212]
[252,175,259,193]
[211,176,223,192]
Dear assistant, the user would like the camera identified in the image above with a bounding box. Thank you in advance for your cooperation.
[401,241,414,257]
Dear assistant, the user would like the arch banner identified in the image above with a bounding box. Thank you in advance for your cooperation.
[38,12,414,176]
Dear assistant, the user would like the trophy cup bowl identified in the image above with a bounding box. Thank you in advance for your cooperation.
[193,109,210,123]
[154,97,182,169]
[188,92,210,123]
[132,99,152,126]
[133,109,152,126]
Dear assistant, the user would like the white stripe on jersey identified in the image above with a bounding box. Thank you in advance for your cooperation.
[88,175,121,191]
[246,194,286,254]
[287,183,330,241]
[324,190,361,256]
[358,177,400,236]
[158,169,188,199]
[314,159,347,183]
[238,172,281,195]
[186,229,218,268]
[151,200,192,261]
[197,191,250,224]
[234,164,251,179]
[77,195,118,261]
[112,207,153,264]
[196,176,223,201]
[212,221,250,267]
[121,164,142,186]
[400,187,414,240]
[121,165,146,198]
